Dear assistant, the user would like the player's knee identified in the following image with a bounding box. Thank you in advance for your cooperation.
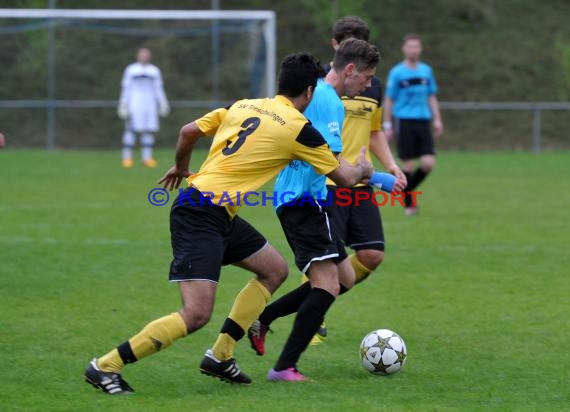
[357,249,384,271]
[180,306,212,332]
[275,259,289,283]
[328,281,341,297]
[421,157,435,172]
[141,133,155,146]
[340,276,355,292]
[269,260,289,290]
[122,135,135,146]
[338,262,355,290]
[403,161,415,173]
[256,254,289,289]
[310,275,340,297]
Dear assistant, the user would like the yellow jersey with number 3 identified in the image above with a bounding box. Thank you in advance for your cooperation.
[187,95,340,218]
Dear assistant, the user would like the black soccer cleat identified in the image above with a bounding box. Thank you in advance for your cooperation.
[84,358,134,395]
[199,349,252,385]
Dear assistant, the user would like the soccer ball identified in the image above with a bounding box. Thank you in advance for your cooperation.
[360,329,407,375]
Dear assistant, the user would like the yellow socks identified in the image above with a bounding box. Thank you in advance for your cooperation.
[97,312,187,373]
[350,254,374,284]
[302,256,372,285]
[96,349,124,373]
[212,279,271,360]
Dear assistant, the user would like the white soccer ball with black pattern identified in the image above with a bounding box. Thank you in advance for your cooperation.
[360,329,407,375]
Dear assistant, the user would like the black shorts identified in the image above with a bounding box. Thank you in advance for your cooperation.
[327,186,385,252]
[278,203,347,274]
[395,118,435,160]
[169,188,267,282]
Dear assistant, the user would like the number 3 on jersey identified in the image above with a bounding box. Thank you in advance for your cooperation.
[222,117,261,155]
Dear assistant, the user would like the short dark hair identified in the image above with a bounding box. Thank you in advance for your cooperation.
[333,38,380,72]
[277,52,325,98]
[332,16,370,43]
[402,34,422,45]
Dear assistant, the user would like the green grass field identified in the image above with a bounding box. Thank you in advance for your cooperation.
[1,149,568,411]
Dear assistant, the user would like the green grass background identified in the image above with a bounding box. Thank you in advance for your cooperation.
[1,149,568,411]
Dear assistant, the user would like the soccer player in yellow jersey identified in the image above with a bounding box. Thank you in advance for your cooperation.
[84,52,373,393]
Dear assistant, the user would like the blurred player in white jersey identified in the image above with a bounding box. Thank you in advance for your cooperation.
[118,47,170,168]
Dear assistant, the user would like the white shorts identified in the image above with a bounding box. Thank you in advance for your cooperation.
[129,110,159,132]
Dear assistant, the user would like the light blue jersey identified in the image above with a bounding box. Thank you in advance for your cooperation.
[386,62,438,120]
[274,78,343,212]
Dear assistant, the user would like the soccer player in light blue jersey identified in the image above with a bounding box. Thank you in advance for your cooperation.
[272,77,345,210]
[383,34,444,215]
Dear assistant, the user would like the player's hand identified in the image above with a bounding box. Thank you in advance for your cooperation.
[159,103,171,117]
[388,165,407,192]
[117,105,129,120]
[158,165,191,191]
[356,146,373,183]
[433,119,444,138]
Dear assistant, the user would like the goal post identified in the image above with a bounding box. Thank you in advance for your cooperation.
[0,8,276,149]
[0,9,276,96]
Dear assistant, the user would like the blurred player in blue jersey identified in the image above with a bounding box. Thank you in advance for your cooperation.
[383,34,443,215]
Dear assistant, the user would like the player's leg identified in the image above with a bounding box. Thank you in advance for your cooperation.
[248,204,338,356]
[396,119,423,214]
[249,203,331,331]
[267,205,347,381]
[85,280,215,395]
[345,187,385,283]
[268,260,339,381]
[405,153,434,208]
[303,188,352,343]
[403,120,435,213]
[95,282,214,374]
[84,190,225,394]
[207,218,288,362]
[121,119,135,168]
[395,118,416,192]
[201,216,288,384]
[141,132,157,168]
[141,108,159,167]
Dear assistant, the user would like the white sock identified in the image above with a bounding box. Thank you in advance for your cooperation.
[122,130,135,161]
[122,146,133,161]
[142,146,152,161]
[141,133,155,161]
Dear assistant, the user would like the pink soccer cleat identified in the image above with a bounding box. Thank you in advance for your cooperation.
[267,367,309,382]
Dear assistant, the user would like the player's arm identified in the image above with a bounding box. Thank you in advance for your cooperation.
[429,95,443,137]
[293,123,372,187]
[158,122,203,190]
[368,101,406,188]
[369,130,407,191]
[382,98,395,141]
[117,68,131,119]
[159,107,228,190]
[328,148,373,187]
[365,81,405,191]
[369,105,397,171]
[155,68,170,117]
[383,69,399,141]
[428,67,443,137]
